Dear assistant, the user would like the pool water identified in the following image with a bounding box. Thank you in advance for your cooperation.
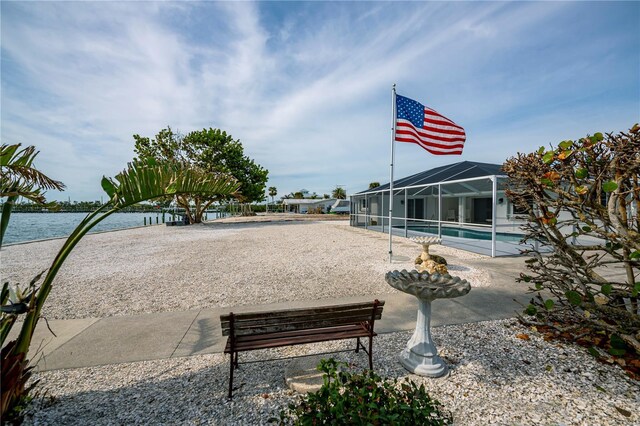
[402,226,524,243]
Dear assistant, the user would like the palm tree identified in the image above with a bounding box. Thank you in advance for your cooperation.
[1,144,66,247]
[267,186,277,213]
[1,159,238,420]
[332,186,346,200]
[268,186,277,202]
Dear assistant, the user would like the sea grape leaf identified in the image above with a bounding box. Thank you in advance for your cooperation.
[594,132,604,141]
[575,185,588,195]
[542,151,555,164]
[601,284,612,296]
[630,250,640,260]
[544,299,555,310]
[558,140,573,150]
[610,334,627,350]
[575,168,588,179]
[525,304,537,316]
[602,181,618,192]
[608,347,626,356]
[565,290,582,306]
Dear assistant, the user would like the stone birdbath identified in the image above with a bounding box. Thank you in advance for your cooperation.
[385,269,471,377]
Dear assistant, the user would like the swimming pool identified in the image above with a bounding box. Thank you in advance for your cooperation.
[401,226,525,243]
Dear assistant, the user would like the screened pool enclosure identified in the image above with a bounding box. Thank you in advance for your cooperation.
[349,161,526,257]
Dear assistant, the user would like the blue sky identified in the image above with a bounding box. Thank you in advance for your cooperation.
[2,1,638,201]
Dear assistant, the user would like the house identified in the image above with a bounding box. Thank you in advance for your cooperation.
[331,199,350,214]
[349,161,523,256]
[283,198,336,214]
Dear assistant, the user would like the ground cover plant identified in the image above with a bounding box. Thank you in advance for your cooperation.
[274,358,452,425]
[503,125,639,378]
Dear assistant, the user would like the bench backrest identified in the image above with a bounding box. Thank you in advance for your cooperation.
[220,300,385,337]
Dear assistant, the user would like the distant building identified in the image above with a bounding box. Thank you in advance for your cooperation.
[283,198,336,214]
[331,199,350,214]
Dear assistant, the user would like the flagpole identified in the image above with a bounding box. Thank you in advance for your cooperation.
[389,84,397,263]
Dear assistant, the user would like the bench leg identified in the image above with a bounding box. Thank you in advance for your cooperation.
[234,351,239,369]
[368,336,373,370]
[228,352,234,399]
[355,337,360,353]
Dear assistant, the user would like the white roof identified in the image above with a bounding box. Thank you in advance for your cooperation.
[283,198,335,206]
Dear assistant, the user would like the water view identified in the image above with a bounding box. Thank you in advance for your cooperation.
[3,212,221,245]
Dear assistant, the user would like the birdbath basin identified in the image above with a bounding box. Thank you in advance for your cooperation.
[385,269,470,377]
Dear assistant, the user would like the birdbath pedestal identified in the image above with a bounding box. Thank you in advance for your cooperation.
[385,270,470,377]
[410,236,442,262]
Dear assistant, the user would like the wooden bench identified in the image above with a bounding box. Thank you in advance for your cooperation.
[220,299,384,398]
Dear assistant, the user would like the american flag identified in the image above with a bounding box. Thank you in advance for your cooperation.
[395,94,466,155]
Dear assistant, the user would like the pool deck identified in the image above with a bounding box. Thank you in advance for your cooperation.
[358,224,526,256]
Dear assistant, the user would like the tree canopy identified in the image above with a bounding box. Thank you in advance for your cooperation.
[133,127,268,222]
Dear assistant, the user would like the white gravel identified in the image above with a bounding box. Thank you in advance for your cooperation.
[1,220,488,320]
[24,319,639,425]
[5,219,637,424]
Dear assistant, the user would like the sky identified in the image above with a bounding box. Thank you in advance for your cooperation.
[1,1,639,202]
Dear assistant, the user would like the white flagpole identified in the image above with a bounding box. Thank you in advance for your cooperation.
[389,84,397,263]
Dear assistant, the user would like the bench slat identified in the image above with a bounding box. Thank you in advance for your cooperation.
[226,314,381,336]
[220,301,385,324]
[222,306,383,328]
[221,307,383,334]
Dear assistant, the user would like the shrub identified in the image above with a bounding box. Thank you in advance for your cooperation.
[503,125,639,361]
[274,358,452,425]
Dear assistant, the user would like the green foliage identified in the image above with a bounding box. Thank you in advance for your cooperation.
[368,182,380,189]
[0,143,65,421]
[1,144,66,247]
[133,127,268,222]
[275,358,451,425]
[504,125,639,355]
[332,186,346,200]
[1,160,238,420]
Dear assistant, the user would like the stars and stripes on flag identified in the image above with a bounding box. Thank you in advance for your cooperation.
[395,94,466,155]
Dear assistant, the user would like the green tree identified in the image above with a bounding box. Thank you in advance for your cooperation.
[293,191,304,199]
[332,186,346,200]
[133,127,268,222]
[368,182,381,189]
[1,160,238,421]
[1,144,65,247]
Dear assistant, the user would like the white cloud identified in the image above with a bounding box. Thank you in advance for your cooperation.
[1,1,637,201]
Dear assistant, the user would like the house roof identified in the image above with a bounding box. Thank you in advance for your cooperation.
[359,161,504,193]
[282,198,335,206]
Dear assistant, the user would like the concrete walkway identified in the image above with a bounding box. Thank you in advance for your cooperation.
[22,256,531,372]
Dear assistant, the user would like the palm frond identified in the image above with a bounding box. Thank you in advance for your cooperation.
[0,144,66,193]
[102,161,239,208]
[0,181,46,204]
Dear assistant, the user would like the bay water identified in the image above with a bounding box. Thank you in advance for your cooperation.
[2,212,222,245]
